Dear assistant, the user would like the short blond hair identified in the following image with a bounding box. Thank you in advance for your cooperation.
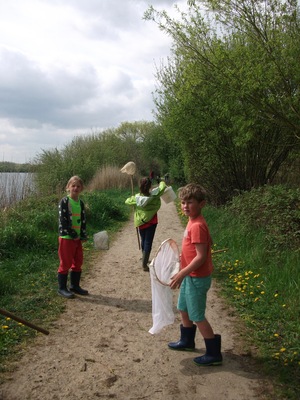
[178,183,207,202]
[66,175,84,191]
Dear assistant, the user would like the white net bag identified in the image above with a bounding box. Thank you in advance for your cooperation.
[148,239,180,334]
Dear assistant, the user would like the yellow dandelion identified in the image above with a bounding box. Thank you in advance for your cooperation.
[2,325,9,329]
[274,293,279,297]
[280,348,286,352]
[274,333,279,337]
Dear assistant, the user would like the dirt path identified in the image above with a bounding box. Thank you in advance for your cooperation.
[0,201,272,400]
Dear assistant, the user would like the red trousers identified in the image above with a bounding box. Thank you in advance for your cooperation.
[58,238,83,274]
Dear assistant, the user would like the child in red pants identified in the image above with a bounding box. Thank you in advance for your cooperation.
[57,175,89,299]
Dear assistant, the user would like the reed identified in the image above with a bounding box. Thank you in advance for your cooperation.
[0,173,36,209]
[87,165,140,191]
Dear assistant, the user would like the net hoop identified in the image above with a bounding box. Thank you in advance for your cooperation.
[150,238,180,287]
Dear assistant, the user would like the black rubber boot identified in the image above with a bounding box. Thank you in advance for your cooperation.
[168,324,197,351]
[70,271,89,295]
[193,334,223,366]
[58,273,75,299]
[142,251,150,272]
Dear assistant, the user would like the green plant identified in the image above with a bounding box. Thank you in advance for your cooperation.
[0,188,131,375]
[229,185,300,252]
[204,193,300,400]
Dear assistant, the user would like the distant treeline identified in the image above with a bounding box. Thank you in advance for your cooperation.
[0,162,36,173]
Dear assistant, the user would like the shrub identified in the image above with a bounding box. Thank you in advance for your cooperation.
[229,185,300,252]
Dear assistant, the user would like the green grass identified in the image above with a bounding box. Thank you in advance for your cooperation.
[0,188,131,377]
[202,192,300,400]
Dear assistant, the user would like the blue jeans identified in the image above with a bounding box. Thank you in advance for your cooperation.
[139,224,157,253]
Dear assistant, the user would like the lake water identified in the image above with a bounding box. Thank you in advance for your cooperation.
[0,172,36,208]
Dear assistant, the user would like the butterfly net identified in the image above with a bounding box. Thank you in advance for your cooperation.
[148,239,180,335]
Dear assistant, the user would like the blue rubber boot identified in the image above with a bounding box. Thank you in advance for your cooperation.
[168,324,196,351]
[70,271,89,295]
[142,251,150,272]
[193,334,223,366]
[58,273,75,299]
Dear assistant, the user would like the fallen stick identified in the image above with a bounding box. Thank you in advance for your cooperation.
[212,248,229,255]
[0,308,49,335]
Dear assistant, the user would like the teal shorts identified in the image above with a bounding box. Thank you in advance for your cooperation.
[177,275,212,322]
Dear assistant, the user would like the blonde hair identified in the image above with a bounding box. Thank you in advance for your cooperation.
[66,175,84,191]
[178,183,207,202]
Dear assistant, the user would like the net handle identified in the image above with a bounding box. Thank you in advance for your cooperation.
[150,238,180,287]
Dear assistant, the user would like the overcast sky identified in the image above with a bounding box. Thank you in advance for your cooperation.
[0,0,186,164]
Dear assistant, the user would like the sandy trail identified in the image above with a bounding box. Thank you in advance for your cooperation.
[0,200,271,400]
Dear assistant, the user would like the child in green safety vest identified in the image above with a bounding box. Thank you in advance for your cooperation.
[57,175,89,298]
[125,177,167,271]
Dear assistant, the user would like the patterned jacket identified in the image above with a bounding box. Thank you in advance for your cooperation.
[58,196,87,239]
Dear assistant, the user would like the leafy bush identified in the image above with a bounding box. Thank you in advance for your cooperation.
[83,190,129,233]
[229,185,300,252]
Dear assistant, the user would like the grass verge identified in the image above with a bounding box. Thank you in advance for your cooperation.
[0,188,131,379]
[203,203,299,400]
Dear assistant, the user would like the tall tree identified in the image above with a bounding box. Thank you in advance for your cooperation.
[145,0,300,203]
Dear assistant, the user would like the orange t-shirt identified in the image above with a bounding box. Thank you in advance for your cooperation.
[180,215,213,277]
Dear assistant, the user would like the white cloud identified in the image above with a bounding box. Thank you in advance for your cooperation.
[0,0,186,163]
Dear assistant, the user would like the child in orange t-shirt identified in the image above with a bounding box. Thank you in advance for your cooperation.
[168,183,222,366]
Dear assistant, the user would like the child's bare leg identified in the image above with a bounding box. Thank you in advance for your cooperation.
[180,310,194,327]
[195,319,214,339]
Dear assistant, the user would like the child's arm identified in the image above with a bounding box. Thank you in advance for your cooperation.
[150,180,167,196]
[170,243,207,289]
[80,200,88,240]
[125,195,137,206]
